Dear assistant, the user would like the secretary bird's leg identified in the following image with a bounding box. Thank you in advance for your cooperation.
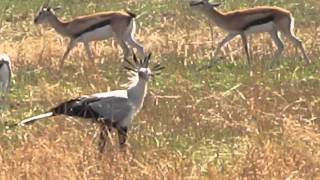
[117,126,128,148]
[98,122,110,153]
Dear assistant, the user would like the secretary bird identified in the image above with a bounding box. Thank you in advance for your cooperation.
[11,53,164,152]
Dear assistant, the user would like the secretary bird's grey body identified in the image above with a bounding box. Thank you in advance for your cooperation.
[0,54,12,99]
[14,53,164,152]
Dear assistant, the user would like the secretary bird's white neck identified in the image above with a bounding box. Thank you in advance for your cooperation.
[127,78,148,112]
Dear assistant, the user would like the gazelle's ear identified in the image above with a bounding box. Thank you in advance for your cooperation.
[53,6,62,12]
[210,2,221,7]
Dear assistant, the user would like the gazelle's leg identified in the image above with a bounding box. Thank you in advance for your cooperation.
[287,36,310,64]
[210,33,237,66]
[122,19,145,58]
[240,33,251,66]
[279,17,310,64]
[84,42,94,63]
[284,32,310,64]
[117,39,130,60]
[60,39,77,68]
[125,34,145,58]
[269,30,284,68]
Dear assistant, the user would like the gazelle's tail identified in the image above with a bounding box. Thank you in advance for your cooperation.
[125,10,137,18]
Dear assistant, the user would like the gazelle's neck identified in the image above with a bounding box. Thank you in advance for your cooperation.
[204,8,227,29]
[47,15,70,37]
[127,78,148,112]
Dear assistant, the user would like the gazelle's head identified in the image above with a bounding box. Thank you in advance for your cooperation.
[124,53,164,82]
[34,1,61,24]
[190,0,221,11]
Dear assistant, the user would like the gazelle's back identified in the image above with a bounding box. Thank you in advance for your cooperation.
[225,6,291,17]
[64,11,134,36]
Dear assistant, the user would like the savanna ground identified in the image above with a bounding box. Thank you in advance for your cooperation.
[0,0,320,179]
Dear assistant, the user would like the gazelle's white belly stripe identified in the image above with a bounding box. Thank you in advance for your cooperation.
[245,22,274,34]
[78,25,114,42]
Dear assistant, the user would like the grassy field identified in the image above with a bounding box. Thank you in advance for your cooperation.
[1,0,320,179]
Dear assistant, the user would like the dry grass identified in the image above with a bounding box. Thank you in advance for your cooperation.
[1,0,320,179]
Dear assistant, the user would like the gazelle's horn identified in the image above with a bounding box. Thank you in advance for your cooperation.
[43,0,50,8]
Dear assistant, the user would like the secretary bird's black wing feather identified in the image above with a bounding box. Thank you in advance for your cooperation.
[51,96,103,119]
[51,95,132,123]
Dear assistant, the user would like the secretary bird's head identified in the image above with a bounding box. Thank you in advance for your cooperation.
[124,52,164,81]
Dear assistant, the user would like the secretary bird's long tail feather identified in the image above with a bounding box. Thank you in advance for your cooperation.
[20,112,54,125]
[5,112,54,128]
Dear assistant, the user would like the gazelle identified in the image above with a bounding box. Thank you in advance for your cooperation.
[190,0,311,67]
[34,2,145,67]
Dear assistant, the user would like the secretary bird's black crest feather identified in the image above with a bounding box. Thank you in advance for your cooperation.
[123,52,164,77]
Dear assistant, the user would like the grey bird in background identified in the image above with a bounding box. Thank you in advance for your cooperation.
[11,52,164,152]
[0,54,12,99]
